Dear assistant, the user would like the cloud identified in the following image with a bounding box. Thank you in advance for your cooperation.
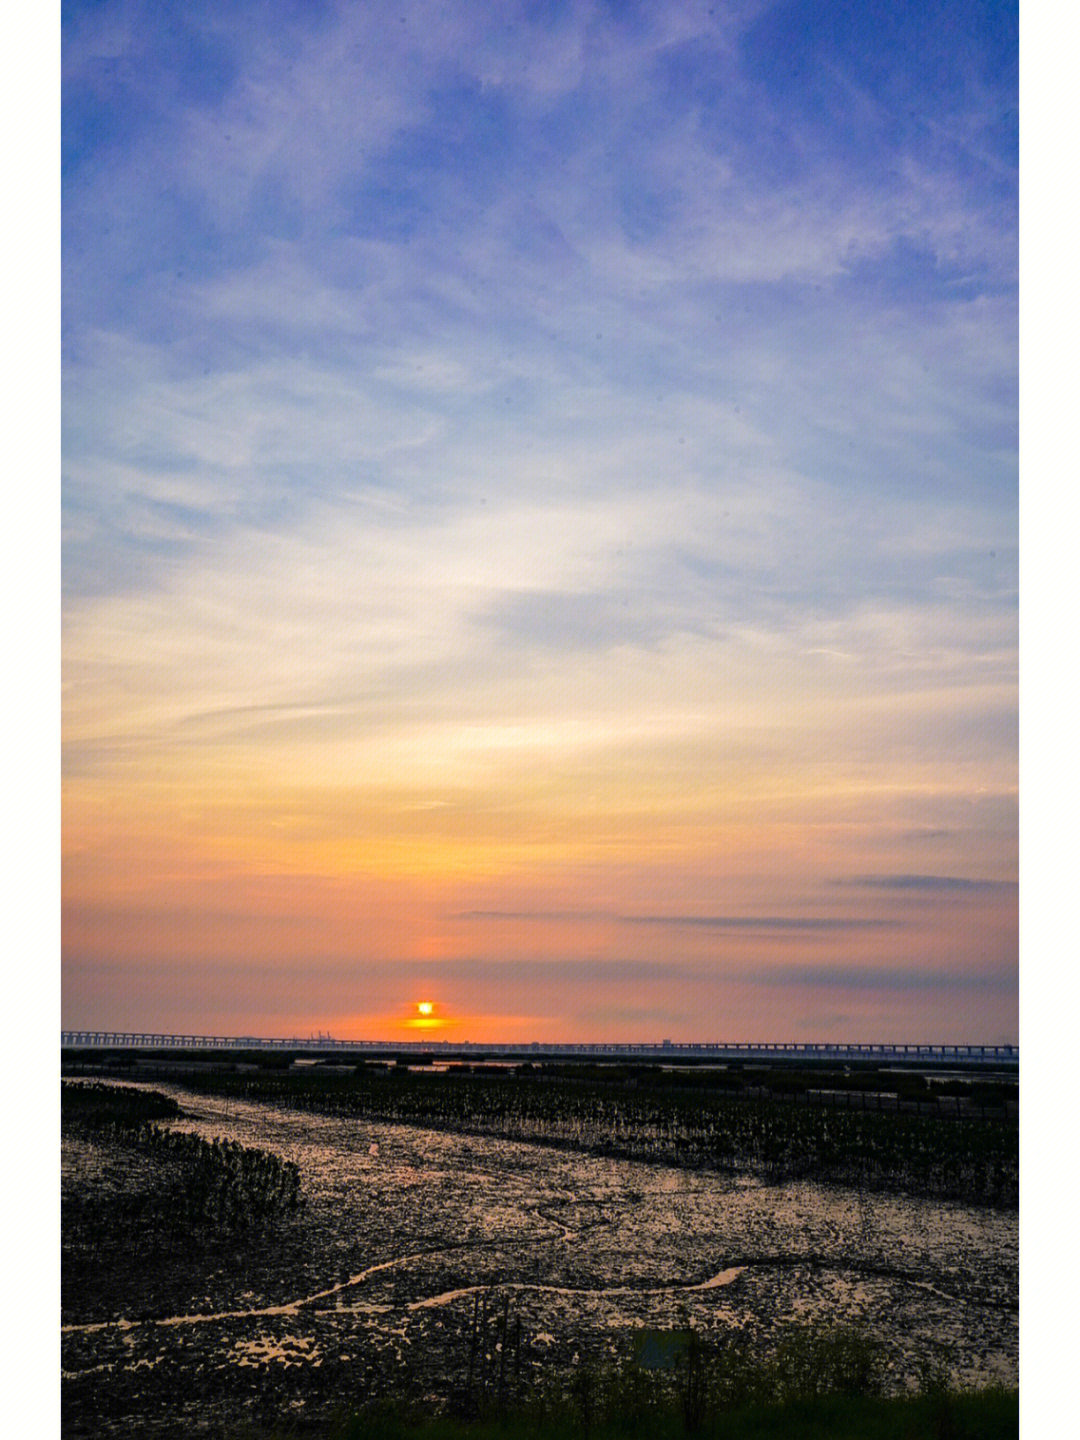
[62,1,1017,1040]
[753,962,1016,994]
[61,470,1018,817]
[478,588,670,652]
[841,874,1018,894]
[62,947,1017,1050]
[459,911,899,933]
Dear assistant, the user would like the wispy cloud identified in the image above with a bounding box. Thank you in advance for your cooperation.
[459,911,899,933]
[752,962,1016,994]
[841,874,1018,894]
[62,0,1017,1042]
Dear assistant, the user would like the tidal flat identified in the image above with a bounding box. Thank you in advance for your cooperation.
[61,1079,1017,1438]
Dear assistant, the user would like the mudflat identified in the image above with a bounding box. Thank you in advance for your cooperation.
[61,1080,1017,1439]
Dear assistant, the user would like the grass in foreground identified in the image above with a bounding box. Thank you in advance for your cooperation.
[234,1325,1015,1440]
[243,1386,1018,1440]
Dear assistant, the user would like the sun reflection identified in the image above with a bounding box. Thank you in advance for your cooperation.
[405,999,447,1030]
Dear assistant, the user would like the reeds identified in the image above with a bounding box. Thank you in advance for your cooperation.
[168,1065,1017,1207]
[62,1082,303,1254]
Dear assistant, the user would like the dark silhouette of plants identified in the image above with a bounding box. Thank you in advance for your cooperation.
[62,1082,303,1263]
[159,1060,1017,1208]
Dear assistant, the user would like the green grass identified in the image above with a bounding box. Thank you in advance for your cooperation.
[242,1387,1018,1440]
[232,1326,1013,1440]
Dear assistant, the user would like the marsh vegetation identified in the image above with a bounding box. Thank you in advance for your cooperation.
[61,1065,1017,1438]
[154,1057,1018,1207]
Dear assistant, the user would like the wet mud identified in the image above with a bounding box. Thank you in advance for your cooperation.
[62,1083,1017,1438]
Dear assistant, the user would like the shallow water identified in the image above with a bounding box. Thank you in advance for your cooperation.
[61,1081,1017,1436]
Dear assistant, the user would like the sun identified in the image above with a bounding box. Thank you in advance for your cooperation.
[404,999,447,1031]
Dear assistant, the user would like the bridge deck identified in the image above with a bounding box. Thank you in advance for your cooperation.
[60,1032,1018,1062]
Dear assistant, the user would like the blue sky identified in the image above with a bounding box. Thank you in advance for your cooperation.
[62,1,1018,1042]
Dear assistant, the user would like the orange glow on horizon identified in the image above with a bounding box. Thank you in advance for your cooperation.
[321,1011,562,1045]
[403,999,449,1032]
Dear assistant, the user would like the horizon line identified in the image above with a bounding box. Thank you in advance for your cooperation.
[61,1029,1018,1055]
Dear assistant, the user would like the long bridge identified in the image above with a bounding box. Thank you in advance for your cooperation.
[60,1031,1017,1064]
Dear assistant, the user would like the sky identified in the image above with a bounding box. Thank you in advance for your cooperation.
[61,0,1018,1045]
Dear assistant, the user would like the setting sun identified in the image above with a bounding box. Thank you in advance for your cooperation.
[405,999,448,1032]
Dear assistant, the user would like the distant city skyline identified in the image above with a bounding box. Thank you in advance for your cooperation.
[62,0,1017,1045]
